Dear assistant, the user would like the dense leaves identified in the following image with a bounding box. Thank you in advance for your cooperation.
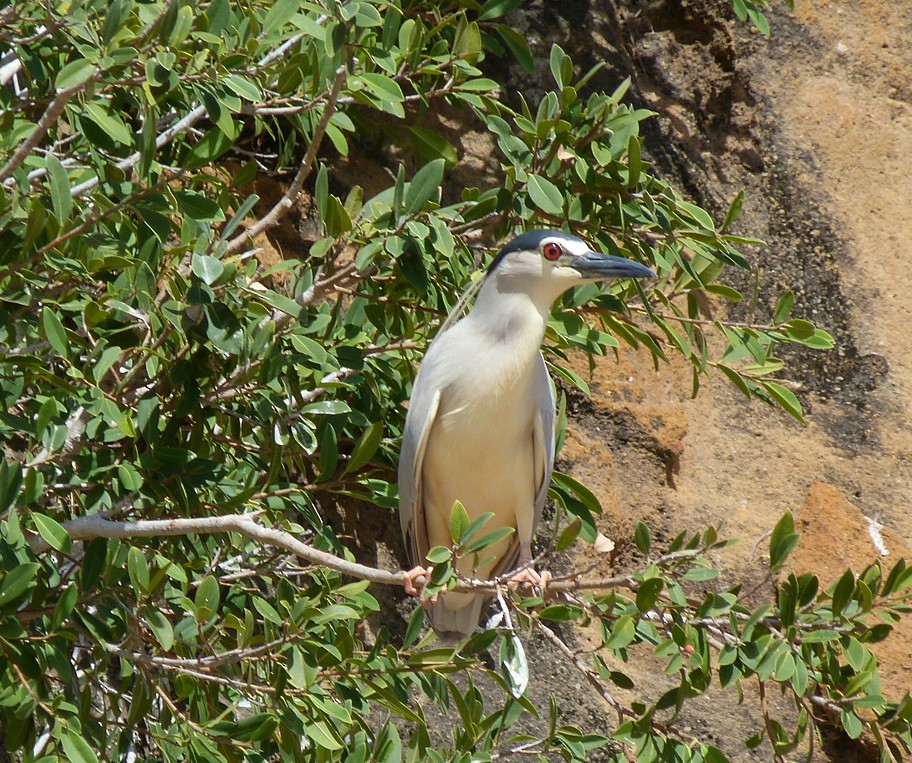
[0,0,906,761]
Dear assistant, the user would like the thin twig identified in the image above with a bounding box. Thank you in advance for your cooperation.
[0,82,86,182]
[225,64,348,254]
[535,621,635,723]
[68,105,208,198]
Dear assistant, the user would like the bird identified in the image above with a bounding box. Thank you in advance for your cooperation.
[398,229,655,640]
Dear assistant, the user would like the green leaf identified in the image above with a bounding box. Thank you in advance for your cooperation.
[635,577,663,611]
[769,510,800,569]
[55,58,94,91]
[634,521,651,555]
[721,190,745,231]
[128,546,149,594]
[449,500,470,544]
[61,729,99,763]
[459,78,500,92]
[453,19,482,62]
[479,0,522,21]
[715,363,752,398]
[677,200,715,231]
[404,158,444,216]
[406,127,458,166]
[831,568,856,618]
[191,253,225,285]
[626,134,641,188]
[555,517,582,552]
[704,284,743,302]
[604,615,636,650]
[783,318,815,339]
[840,709,864,740]
[463,526,514,554]
[175,190,225,222]
[222,74,262,102]
[538,603,582,622]
[145,606,174,650]
[46,154,72,223]
[343,421,383,475]
[42,307,70,360]
[763,381,805,423]
[403,605,425,648]
[185,124,238,168]
[92,345,123,384]
[262,0,299,36]
[773,290,794,323]
[551,471,602,515]
[195,575,220,615]
[305,721,344,751]
[222,194,259,238]
[527,174,564,215]
[548,44,570,90]
[359,73,404,112]
[84,102,132,144]
[0,563,39,607]
[32,513,71,552]
[425,546,452,565]
[495,25,534,73]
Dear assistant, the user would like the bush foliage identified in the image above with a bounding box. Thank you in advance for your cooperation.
[0,0,909,761]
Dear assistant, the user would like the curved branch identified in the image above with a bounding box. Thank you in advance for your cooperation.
[28,512,404,585]
[27,511,636,595]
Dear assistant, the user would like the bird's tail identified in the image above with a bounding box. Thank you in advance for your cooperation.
[426,593,488,643]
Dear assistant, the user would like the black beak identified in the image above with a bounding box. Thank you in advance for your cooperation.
[570,251,656,280]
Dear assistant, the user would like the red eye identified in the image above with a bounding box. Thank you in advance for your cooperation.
[543,242,563,261]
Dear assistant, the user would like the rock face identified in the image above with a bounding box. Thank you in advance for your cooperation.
[460,1,912,760]
[792,482,912,698]
[326,2,912,758]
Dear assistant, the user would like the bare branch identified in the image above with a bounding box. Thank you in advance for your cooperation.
[535,621,635,723]
[27,406,90,467]
[0,82,87,183]
[26,510,641,597]
[68,105,209,198]
[225,64,348,255]
[28,512,406,585]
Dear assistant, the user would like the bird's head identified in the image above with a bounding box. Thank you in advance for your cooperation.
[487,230,655,298]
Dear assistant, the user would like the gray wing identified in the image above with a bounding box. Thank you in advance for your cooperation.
[531,351,556,532]
[398,370,441,568]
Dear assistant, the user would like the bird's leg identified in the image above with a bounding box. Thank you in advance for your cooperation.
[402,566,433,597]
[507,542,552,592]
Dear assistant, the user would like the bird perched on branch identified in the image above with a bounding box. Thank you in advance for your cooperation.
[398,229,655,640]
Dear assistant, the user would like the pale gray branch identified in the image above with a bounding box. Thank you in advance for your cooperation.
[28,513,406,585]
[68,105,209,198]
[27,406,90,467]
[27,511,638,597]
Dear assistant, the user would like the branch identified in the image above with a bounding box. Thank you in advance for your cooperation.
[0,82,87,182]
[28,512,404,585]
[27,511,639,596]
[225,64,347,255]
[27,406,90,467]
[68,105,209,198]
[535,621,635,723]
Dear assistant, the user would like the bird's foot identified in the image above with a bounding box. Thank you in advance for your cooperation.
[507,566,552,596]
[402,566,433,597]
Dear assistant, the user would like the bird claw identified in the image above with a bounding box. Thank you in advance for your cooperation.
[507,567,552,596]
[403,566,435,599]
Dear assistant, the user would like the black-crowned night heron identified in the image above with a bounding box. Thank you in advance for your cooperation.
[398,229,655,640]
